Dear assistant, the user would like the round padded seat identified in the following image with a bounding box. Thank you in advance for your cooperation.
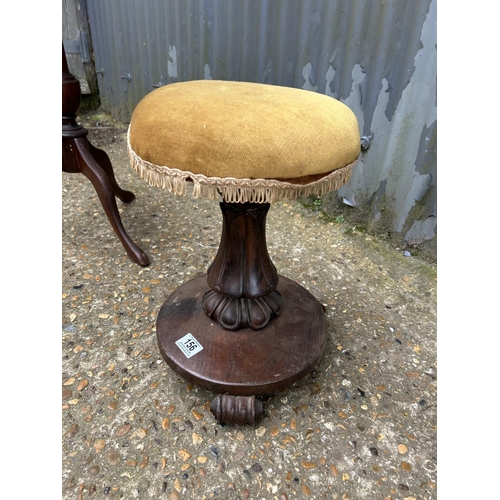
[128,80,360,203]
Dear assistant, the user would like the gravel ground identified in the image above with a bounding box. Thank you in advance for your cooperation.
[62,112,437,500]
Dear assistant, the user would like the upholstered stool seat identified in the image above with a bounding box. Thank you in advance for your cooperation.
[129,80,359,202]
[128,80,360,425]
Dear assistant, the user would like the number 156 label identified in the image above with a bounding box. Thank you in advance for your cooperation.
[175,333,204,358]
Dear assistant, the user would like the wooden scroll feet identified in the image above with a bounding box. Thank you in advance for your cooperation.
[210,395,264,426]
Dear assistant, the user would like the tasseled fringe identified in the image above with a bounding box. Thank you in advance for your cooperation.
[127,129,356,204]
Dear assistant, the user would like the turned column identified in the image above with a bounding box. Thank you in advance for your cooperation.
[202,202,282,330]
[62,45,88,148]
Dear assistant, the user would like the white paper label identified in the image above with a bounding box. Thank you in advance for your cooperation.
[175,333,204,358]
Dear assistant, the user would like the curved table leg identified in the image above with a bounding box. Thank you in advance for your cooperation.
[88,142,136,203]
[72,137,150,267]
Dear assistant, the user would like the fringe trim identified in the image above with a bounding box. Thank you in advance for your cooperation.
[127,127,356,204]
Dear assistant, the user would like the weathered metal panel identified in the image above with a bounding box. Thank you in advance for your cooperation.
[63,0,97,94]
[85,0,437,247]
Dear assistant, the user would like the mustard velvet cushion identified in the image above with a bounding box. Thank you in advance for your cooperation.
[129,80,360,181]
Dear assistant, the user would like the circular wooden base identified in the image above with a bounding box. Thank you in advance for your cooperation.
[156,275,327,397]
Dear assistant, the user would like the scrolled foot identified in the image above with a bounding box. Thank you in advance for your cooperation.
[202,290,282,330]
[210,395,264,426]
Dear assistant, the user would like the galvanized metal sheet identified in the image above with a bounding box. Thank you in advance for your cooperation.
[86,0,437,246]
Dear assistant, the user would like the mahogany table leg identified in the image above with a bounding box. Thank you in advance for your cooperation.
[64,137,150,267]
[62,44,149,266]
[87,142,136,203]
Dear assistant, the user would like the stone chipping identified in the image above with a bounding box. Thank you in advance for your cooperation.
[62,113,437,500]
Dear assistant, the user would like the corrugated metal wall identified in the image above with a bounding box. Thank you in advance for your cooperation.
[62,0,96,94]
[86,0,437,249]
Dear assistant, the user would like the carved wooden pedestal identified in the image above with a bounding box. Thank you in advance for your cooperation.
[202,202,282,330]
[156,202,327,425]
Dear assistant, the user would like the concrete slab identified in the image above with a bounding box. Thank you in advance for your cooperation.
[62,113,437,499]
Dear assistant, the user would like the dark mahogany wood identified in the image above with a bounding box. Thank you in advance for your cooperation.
[156,274,327,421]
[202,202,282,330]
[62,44,149,266]
[155,201,329,424]
[210,395,264,426]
